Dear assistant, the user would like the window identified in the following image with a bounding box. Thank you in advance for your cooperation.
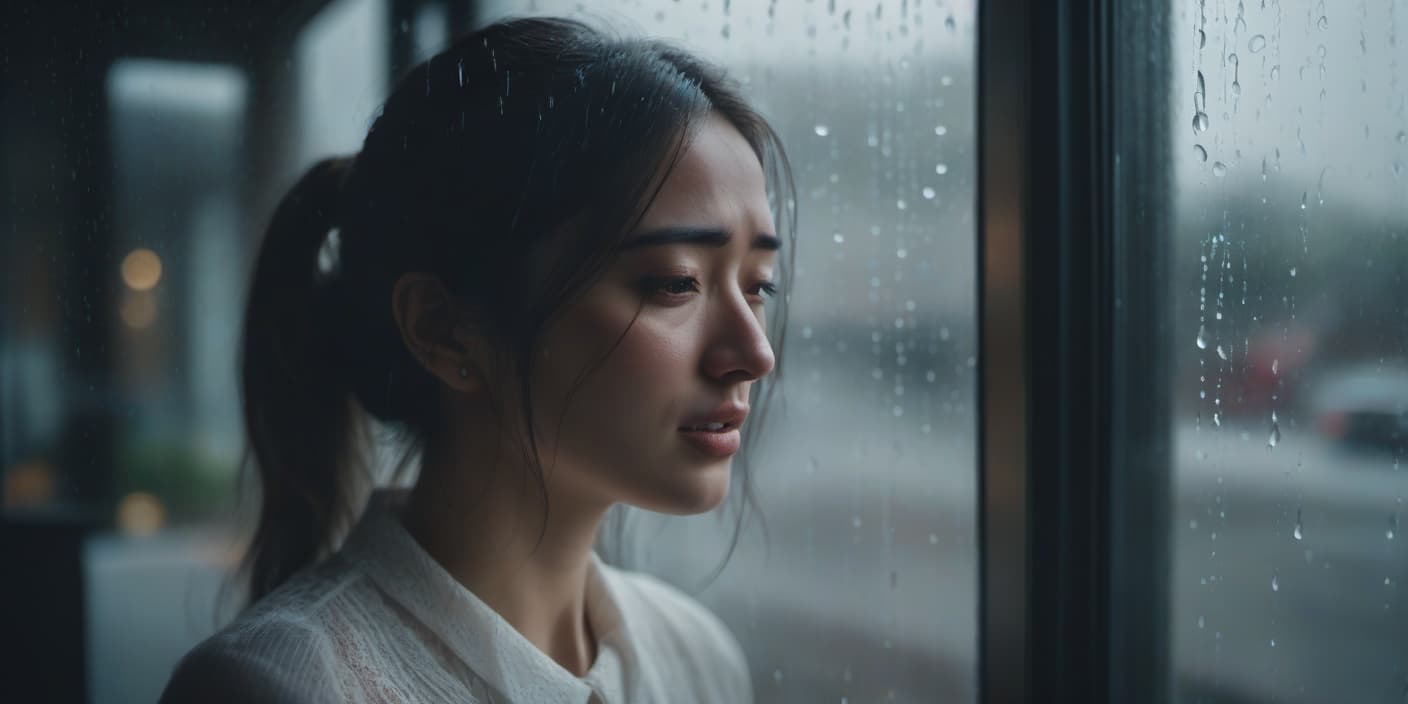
[1159,1,1408,700]
[474,2,982,700]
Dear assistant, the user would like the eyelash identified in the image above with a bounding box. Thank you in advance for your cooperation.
[640,276,778,302]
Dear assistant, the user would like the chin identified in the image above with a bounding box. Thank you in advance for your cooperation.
[634,465,733,516]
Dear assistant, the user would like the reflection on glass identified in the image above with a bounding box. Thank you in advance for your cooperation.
[478,2,979,702]
[1167,0,1408,700]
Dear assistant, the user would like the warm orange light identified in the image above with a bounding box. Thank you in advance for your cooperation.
[119,290,157,329]
[4,461,55,507]
[116,491,166,536]
[121,248,162,291]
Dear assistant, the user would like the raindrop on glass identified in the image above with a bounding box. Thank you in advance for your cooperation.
[814,124,830,137]
[944,14,956,31]
[1196,324,1209,349]
[1212,162,1227,177]
[1272,358,1279,374]
[1271,573,1279,592]
[1198,615,1206,629]
[1197,29,1206,49]
[1290,266,1297,277]
[1228,53,1239,66]
[1317,15,1329,30]
[1269,421,1281,448]
[1293,512,1303,540]
[1230,80,1241,98]
[935,163,949,175]
[1216,344,1228,360]
[1213,411,1222,427]
[1194,144,1208,162]
[934,124,948,136]
[1192,112,1210,133]
[921,187,936,200]
[1389,514,1399,540]
[1249,34,1267,53]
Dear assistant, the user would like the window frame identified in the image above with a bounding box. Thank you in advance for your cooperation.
[977,0,1175,702]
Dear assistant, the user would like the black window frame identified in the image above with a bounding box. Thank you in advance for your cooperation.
[978,0,1175,701]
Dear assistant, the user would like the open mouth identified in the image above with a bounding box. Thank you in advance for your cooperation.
[678,422,735,432]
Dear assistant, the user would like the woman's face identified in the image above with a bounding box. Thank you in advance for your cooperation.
[526,112,779,515]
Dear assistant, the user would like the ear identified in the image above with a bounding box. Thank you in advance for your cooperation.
[391,272,492,393]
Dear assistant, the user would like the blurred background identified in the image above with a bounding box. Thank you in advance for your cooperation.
[1,0,1405,703]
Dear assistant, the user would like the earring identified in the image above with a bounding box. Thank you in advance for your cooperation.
[458,366,469,379]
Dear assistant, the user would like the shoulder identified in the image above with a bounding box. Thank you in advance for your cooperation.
[159,615,340,704]
[159,559,364,704]
[604,566,753,703]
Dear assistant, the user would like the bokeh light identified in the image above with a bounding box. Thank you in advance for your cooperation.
[120,248,162,291]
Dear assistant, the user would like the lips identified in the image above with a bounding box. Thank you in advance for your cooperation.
[677,404,749,432]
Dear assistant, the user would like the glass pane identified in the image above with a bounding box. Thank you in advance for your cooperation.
[1151,1,1408,700]
[477,2,980,702]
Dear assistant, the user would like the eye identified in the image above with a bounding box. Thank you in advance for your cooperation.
[751,281,779,299]
[639,276,702,300]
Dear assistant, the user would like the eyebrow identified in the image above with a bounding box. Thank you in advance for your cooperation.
[615,226,781,252]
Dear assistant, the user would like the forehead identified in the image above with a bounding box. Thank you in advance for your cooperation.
[634,113,772,231]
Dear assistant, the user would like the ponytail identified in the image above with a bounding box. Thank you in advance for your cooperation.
[239,156,366,603]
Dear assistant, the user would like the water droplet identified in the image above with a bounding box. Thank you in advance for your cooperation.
[1289,266,1297,277]
[1389,514,1398,540]
[935,163,949,175]
[1217,344,1228,360]
[814,124,830,136]
[944,14,956,31]
[1193,111,1210,133]
[921,187,936,199]
[833,232,845,244]
[1196,325,1209,349]
[896,199,907,210]
[1300,192,1308,209]
[1228,52,1239,66]
[1197,70,1206,95]
[1293,512,1303,540]
[1272,358,1280,374]
[1249,34,1267,52]
[1317,15,1329,30]
[1269,421,1281,448]
[1230,80,1241,98]
[1212,161,1227,177]
[1194,144,1208,162]
[1270,64,1280,81]
[1271,573,1279,591]
[1197,29,1206,49]
[934,124,948,136]
[1397,131,1407,144]
[1213,411,1222,427]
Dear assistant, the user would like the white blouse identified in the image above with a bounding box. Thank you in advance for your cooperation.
[159,490,753,704]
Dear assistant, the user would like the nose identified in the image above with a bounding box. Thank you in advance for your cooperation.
[700,286,776,385]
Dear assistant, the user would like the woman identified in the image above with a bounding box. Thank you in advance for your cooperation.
[160,14,796,704]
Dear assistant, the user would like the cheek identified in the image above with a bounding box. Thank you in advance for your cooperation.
[540,303,698,429]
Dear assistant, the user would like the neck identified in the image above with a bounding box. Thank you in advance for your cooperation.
[402,437,610,677]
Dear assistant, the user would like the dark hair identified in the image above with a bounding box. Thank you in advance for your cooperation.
[238,15,796,603]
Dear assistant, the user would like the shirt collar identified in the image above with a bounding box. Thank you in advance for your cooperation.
[338,488,641,703]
